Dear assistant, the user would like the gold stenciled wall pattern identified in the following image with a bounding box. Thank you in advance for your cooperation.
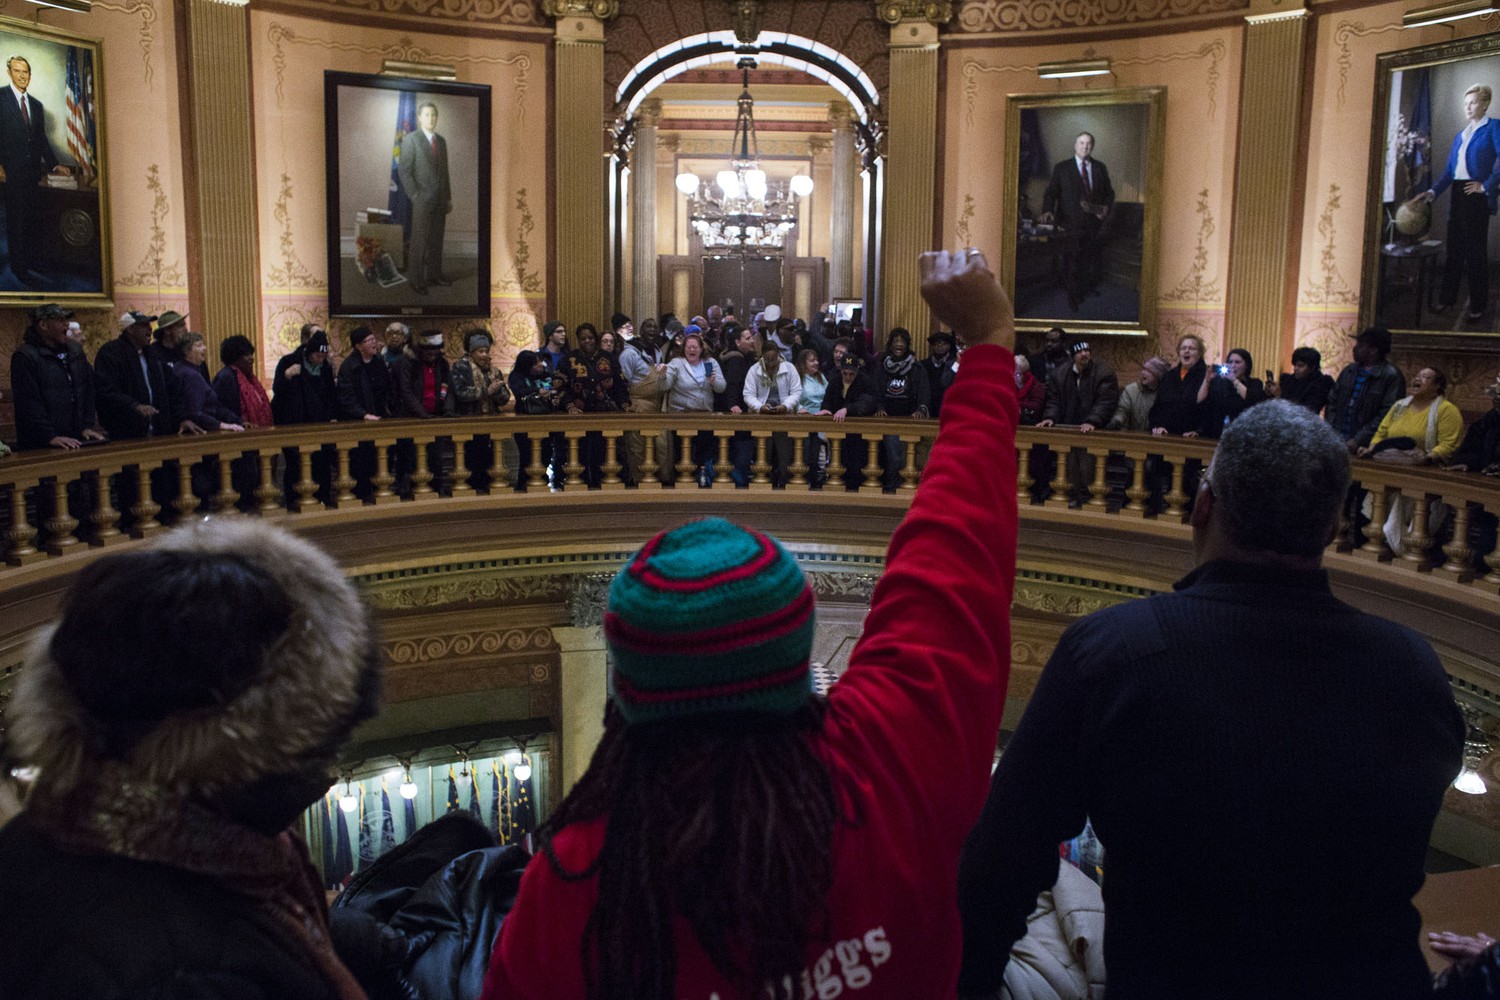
[942,25,1240,366]
[250,9,548,379]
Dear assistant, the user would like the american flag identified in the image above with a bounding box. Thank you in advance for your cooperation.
[64,48,96,182]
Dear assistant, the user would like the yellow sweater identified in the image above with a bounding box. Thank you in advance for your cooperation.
[1370,397,1464,461]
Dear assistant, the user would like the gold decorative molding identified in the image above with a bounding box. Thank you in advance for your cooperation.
[266,23,533,124]
[1013,586,1108,617]
[875,0,953,24]
[264,0,545,29]
[541,0,617,18]
[810,571,880,601]
[493,187,543,295]
[1334,20,1402,108]
[1113,38,1225,120]
[116,163,186,291]
[1160,188,1223,304]
[1300,184,1358,309]
[94,0,159,88]
[386,626,556,665]
[961,61,1032,130]
[266,171,324,291]
[954,0,1244,33]
[365,572,568,611]
[954,191,974,246]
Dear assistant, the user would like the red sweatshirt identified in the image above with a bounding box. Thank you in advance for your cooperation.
[481,344,1019,1000]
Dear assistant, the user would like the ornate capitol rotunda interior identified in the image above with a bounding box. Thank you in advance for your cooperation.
[2,0,1500,957]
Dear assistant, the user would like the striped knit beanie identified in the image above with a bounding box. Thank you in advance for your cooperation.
[604,517,815,725]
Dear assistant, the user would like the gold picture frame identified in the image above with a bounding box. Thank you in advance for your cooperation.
[0,14,111,307]
[1001,87,1165,337]
[1362,31,1500,340]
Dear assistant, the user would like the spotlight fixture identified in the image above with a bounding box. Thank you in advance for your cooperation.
[22,0,92,11]
[338,780,358,813]
[397,757,419,800]
[1403,0,1498,26]
[1038,58,1112,80]
[513,757,532,783]
[510,738,533,783]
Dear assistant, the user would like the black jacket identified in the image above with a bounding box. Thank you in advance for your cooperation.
[1452,409,1500,472]
[1148,360,1207,435]
[825,369,879,417]
[717,349,755,412]
[331,813,529,1000]
[10,339,99,449]
[271,348,337,425]
[93,334,174,438]
[957,559,1463,1000]
[1199,376,1265,438]
[0,815,341,1000]
[394,349,452,418]
[1325,361,1407,447]
[1277,371,1335,415]
[922,355,959,419]
[212,366,245,423]
[873,356,931,417]
[337,354,391,421]
[1042,359,1119,427]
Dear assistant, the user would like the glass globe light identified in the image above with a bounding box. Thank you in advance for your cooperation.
[675,172,700,196]
[399,772,419,799]
[789,174,814,198]
[514,759,533,783]
[716,170,741,199]
[744,169,768,200]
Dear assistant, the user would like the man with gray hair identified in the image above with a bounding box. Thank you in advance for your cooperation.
[957,400,1464,1000]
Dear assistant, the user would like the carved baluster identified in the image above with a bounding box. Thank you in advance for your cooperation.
[174,460,201,519]
[528,431,552,491]
[828,430,846,491]
[1087,447,1110,510]
[1361,487,1390,560]
[411,437,436,498]
[1123,453,1147,515]
[858,440,879,493]
[373,442,396,503]
[1442,500,1475,581]
[43,476,80,554]
[750,433,772,488]
[490,434,511,493]
[253,452,280,515]
[4,482,42,566]
[559,433,581,489]
[1163,459,1188,520]
[333,445,358,506]
[214,453,240,513]
[789,432,809,488]
[1043,444,1069,508]
[899,435,920,492]
[133,463,164,535]
[91,469,125,545]
[295,447,325,511]
[640,432,659,488]
[450,436,477,497]
[1017,445,1035,505]
[676,433,696,486]
[1402,493,1433,568]
[714,431,732,486]
[601,432,625,490]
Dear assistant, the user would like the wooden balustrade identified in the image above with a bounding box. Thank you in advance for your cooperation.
[1,418,1497,598]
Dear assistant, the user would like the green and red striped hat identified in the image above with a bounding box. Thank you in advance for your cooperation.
[605,517,815,724]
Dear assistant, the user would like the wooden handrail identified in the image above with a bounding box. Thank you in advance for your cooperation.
[1,417,1497,592]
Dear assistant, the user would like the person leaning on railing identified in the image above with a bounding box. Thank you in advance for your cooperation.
[213,335,273,429]
[662,331,725,486]
[10,302,106,450]
[172,333,244,433]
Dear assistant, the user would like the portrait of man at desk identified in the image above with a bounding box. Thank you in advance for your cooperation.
[0,28,106,297]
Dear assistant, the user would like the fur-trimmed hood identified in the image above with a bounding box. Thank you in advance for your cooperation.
[9,517,381,801]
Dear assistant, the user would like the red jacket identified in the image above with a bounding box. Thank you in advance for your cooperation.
[481,345,1020,1000]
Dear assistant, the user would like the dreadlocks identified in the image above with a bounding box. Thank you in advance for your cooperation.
[539,700,841,1000]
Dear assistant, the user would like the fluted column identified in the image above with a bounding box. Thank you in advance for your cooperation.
[545,1,617,325]
[830,101,859,300]
[878,5,948,351]
[630,100,660,329]
[179,0,260,365]
[1224,9,1311,374]
[553,625,607,794]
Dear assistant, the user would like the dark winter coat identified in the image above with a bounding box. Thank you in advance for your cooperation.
[825,369,879,417]
[272,348,338,425]
[1042,360,1119,428]
[873,355,931,417]
[10,338,99,449]
[394,348,452,418]
[1148,360,1207,435]
[93,334,175,438]
[1325,361,1408,448]
[173,363,239,431]
[337,353,392,421]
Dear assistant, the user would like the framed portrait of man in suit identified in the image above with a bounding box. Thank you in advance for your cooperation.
[1001,88,1165,337]
[1364,33,1500,339]
[0,16,111,307]
[324,71,491,318]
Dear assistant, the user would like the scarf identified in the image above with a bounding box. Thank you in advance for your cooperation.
[27,766,366,1000]
[883,353,916,378]
[236,367,273,428]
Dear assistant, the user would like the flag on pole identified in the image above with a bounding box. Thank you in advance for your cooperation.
[356,783,377,870]
[1018,108,1047,181]
[64,48,96,183]
[388,91,418,240]
[332,798,353,887]
[513,755,535,840]
[1409,67,1433,196]
[404,781,418,841]
[489,760,501,837]
[446,766,461,813]
[320,794,337,888]
[468,767,483,821]
[379,781,397,855]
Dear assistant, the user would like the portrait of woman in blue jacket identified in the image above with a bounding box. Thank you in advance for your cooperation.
[1416,83,1500,321]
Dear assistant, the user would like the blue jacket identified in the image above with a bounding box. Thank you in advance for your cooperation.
[1431,116,1500,214]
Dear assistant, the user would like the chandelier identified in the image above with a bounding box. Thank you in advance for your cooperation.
[674,56,813,254]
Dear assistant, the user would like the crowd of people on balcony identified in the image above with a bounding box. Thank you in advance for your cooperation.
[7,300,1500,500]
[2,251,1495,1000]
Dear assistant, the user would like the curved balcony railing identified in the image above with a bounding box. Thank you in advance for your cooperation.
[0,415,1496,595]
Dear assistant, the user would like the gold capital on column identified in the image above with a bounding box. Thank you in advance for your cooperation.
[874,0,953,26]
[1224,8,1310,375]
[180,0,260,369]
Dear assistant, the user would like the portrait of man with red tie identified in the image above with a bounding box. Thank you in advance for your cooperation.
[397,101,453,296]
[1041,131,1115,313]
